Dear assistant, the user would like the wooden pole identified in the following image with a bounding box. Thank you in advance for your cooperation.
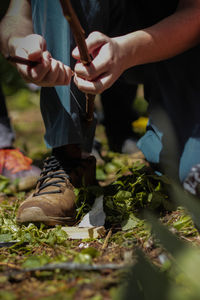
[59,0,95,123]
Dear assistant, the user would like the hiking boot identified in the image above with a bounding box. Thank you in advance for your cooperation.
[0,148,41,191]
[16,154,96,226]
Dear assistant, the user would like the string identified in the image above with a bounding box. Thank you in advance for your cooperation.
[70,88,85,115]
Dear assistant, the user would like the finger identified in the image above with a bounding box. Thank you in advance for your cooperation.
[39,60,72,86]
[15,47,28,59]
[40,59,60,86]
[55,62,72,85]
[15,48,30,76]
[14,34,46,61]
[28,51,51,82]
[63,65,73,85]
[25,34,46,61]
[17,71,32,83]
[72,31,108,59]
[16,51,51,84]
[74,46,111,81]
[74,72,113,94]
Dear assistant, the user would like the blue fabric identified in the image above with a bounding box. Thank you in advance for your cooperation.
[137,122,163,165]
[135,47,200,182]
[31,0,70,111]
[31,0,97,150]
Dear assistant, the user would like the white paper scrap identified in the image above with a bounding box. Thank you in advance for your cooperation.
[78,195,106,228]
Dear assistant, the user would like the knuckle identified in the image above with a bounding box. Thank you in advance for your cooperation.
[74,62,82,73]
[31,73,38,80]
[87,74,93,81]
[93,31,103,39]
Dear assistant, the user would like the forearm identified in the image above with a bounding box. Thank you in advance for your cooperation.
[118,2,200,70]
[0,0,33,56]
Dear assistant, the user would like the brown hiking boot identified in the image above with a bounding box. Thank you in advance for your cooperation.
[16,155,96,226]
[0,148,41,191]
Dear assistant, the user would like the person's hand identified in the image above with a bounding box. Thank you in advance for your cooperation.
[8,34,72,86]
[72,31,128,94]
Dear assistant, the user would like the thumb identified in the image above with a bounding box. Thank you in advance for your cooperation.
[72,31,108,59]
[23,34,46,61]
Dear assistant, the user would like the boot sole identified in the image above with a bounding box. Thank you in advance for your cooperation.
[16,207,77,226]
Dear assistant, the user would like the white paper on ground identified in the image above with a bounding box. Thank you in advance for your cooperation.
[78,195,106,228]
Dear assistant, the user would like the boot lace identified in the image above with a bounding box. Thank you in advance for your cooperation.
[33,156,73,196]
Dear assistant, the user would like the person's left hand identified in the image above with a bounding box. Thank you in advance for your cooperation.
[72,31,128,94]
[8,34,72,87]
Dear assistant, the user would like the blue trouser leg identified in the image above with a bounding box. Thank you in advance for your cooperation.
[31,0,127,152]
[136,46,200,182]
[40,86,96,152]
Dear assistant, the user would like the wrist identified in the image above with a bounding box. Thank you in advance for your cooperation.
[114,31,153,71]
[114,34,138,72]
[0,16,34,56]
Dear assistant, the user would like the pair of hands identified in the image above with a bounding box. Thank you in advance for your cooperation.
[8,32,127,94]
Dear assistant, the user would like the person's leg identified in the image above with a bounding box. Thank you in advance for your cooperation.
[17,0,99,225]
[0,85,15,148]
[100,80,139,153]
[0,84,41,190]
[137,45,200,183]
[84,0,140,154]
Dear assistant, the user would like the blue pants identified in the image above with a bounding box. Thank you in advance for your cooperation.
[125,48,200,182]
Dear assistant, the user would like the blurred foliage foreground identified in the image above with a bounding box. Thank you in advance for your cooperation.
[1,78,200,299]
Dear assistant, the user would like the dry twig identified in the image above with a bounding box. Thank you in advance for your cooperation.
[59,0,95,123]
[102,228,112,250]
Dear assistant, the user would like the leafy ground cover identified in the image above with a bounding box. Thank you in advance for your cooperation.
[1,88,200,300]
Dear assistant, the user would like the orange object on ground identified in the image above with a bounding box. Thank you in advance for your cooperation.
[0,149,32,174]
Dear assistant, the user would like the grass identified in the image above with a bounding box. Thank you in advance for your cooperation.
[1,88,200,300]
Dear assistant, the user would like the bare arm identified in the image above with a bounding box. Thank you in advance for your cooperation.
[0,0,72,87]
[0,0,33,56]
[120,0,200,69]
[73,0,200,94]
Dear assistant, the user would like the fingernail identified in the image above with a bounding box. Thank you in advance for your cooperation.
[73,48,78,56]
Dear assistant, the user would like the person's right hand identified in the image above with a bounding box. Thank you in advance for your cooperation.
[8,34,72,86]
[72,32,129,94]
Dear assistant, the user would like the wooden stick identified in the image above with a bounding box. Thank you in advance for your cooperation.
[102,228,112,250]
[59,0,95,123]
[6,55,39,67]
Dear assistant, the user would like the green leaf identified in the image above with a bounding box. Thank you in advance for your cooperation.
[171,184,200,230]
[0,233,13,242]
[80,247,100,258]
[114,190,132,201]
[23,255,50,269]
[122,214,140,231]
[105,162,119,174]
[96,167,107,181]
[173,215,193,231]
[0,175,10,193]
[74,253,92,265]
